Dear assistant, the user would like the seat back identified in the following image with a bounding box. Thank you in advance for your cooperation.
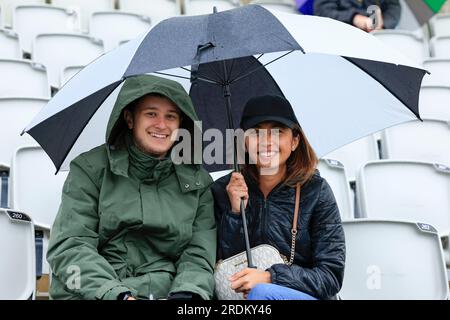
[0,59,50,97]
[0,97,47,167]
[419,85,450,120]
[0,28,20,59]
[118,0,181,25]
[356,160,450,233]
[13,4,79,54]
[340,219,449,300]
[0,208,35,300]
[381,119,450,166]
[318,159,353,219]
[33,33,104,88]
[89,11,151,51]
[9,145,68,230]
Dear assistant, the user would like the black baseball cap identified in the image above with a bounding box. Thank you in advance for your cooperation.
[240,95,299,131]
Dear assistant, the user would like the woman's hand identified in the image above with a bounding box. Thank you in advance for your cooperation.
[229,268,271,297]
[226,172,249,213]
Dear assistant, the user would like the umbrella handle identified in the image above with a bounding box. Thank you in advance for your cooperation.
[239,197,255,269]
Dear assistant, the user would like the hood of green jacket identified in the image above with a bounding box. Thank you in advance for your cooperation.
[104,75,201,177]
[106,74,199,144]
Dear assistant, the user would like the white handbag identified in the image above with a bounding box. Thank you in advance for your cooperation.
[214,183,301,300]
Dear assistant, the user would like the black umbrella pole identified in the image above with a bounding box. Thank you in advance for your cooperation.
[223,82,255,269]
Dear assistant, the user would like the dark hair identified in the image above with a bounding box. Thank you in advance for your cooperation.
[241,124,318,187]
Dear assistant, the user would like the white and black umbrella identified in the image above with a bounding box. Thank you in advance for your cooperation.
[22,5,426,172]
[22,5,427,266]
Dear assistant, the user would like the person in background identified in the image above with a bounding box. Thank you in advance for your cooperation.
[314,0,401,31]
[47,75,216,300]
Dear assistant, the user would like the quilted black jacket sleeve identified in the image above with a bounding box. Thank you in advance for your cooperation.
[212,172,346,300]
[266,179,346,300]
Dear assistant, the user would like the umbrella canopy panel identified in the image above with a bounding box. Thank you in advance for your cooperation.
[22,5,427,172]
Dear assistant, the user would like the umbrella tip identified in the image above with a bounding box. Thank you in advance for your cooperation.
[213,6,218,13]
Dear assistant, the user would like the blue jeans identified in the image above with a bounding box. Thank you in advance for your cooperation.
[247,284,317,300]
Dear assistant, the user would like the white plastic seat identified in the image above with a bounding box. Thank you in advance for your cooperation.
[0,208,36,300]
[356,160,450,234]
[12,4,80,55]
[33,33,104,88]
[430,13,450,37]
[60,65,84,86]
[0,97,47,167]
[422,59,450,87]
[323,134,379,182]
[0,28,20,59]
[339,219,449,300]
[118,0,181,25]
[371,30,428,65]
[0,0,45,28]
[381,119,450,166]
[0,59,50,97]
[250,0,298,13]
[51,0,115,33]
[430,36,450,59]
[9,145,68,230]
[318,159,353,219]
[89,11,151,51]
[419,85,450,121]
[184,0,239,15]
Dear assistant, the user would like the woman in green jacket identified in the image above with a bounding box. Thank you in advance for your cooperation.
[47,75,216,300]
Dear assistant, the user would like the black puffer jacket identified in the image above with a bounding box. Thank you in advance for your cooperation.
[211,170,345,300]
[314,0,401,29]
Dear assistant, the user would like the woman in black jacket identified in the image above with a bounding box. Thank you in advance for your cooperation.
[212,95,345,300]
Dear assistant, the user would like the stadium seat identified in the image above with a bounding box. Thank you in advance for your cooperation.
[430,36,450,59]
[0,0,45,28]
[0,97,47,167]
[0,28,20,59]
[51,0,115,33]
[12,4,80,55]
[381,119,450,166]
[0,59,50,97]
[371,30,428,65]
[184,0,239,15]
[419,85,450,120]
[323,134,379,182]
[356,160,450,234]
[339,219,449,299]
[89,11,151,51]
[118,0,181,25]
[430,13,450,37]
[422,58,450,87]
[9,145,68,231]
[250,0,298,13]
[32,33,104,88]
[317,159,353,219]
[60,65,83,86]
[0,208,36,300]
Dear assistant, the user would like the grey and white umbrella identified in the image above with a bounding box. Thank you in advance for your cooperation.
[23,4,427,172]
